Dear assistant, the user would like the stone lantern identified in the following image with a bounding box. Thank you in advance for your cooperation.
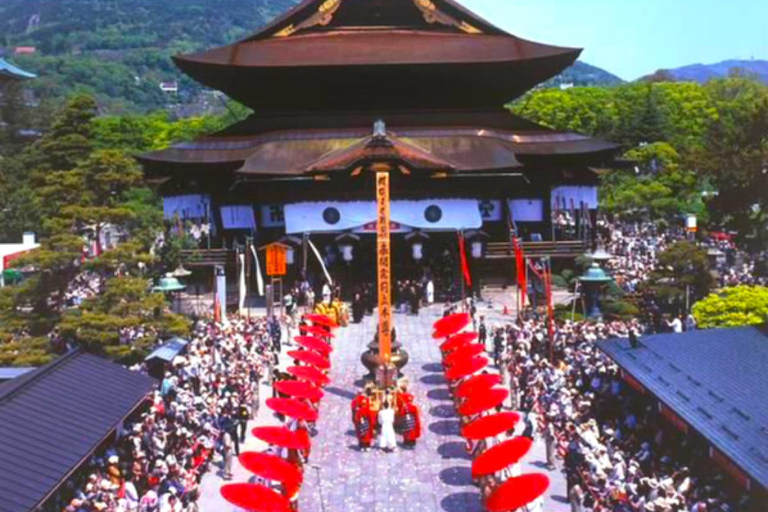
[578,263,613,319]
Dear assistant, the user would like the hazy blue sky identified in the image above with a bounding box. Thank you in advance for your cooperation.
[461,0,768,80]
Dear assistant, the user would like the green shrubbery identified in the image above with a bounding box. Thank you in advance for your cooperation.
[692,286,768,329]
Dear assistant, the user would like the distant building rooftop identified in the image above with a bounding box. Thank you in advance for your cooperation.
[0,58,36,82]
[598,326,768,492]
[0,350,155,512]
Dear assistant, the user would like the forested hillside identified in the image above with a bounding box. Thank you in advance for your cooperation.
[0,0,295,112]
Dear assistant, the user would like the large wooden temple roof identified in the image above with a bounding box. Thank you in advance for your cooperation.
[139,110,619,177]
[173,0,581,112]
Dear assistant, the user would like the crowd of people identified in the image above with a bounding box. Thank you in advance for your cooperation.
[52,317,275,512]
[64,270,104,307]
[481,314,756,512]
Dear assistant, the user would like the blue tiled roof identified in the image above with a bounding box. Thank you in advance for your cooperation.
[0,58,36,80]
[598,327,768,491]
[0,350,155,512]
[145,337,189,362]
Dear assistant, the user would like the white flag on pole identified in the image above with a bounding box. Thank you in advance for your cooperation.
[307,237,333,286]
[250,244,265,296]
[238,252,246,315]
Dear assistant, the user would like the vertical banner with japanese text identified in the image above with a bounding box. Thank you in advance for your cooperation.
[376,171,392,363]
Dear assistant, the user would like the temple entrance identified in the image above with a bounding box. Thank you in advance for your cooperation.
[309,231,464,304]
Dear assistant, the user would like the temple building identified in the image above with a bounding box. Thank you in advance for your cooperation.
[139,0,621,297]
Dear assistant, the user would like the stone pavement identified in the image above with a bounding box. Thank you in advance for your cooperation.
[199,308,569,512]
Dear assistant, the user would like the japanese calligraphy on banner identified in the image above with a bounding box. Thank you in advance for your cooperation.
[265,244,287,276]
[376,172,392,363]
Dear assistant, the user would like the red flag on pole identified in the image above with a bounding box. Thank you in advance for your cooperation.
[458,232,472,288]
[513,236,526,310]
[545,260,555,340]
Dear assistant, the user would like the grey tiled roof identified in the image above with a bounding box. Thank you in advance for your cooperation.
[0,350,155,512]
[597,327,768,491]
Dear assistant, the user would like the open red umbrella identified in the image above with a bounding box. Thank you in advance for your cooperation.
[300,324,335,338]
[444,343,486,368]
[457,387,509,417]
[294,335,332,355]
[471,437,534,478]
[239,452,303,484]
[220,483,291,512]
[432,313,471,338]
[275,379,324,402]
[461,412,521,440]
[266,397,319,422]
[440,332,480,353]
[287,365,331,387]
[287,349,331,370]
[252,426,311,450]
[455,373,502,399]
[485,473,550,512]
[304,313,338,328]
[444,355,488,381]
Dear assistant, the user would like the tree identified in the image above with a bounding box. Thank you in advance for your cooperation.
[58,276,189,363]
[696,78,768,250]
[692,285,768,329]
[643,241,714,314]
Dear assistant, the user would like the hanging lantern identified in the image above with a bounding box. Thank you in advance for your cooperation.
[412,241,423,261]
[471,240,483,259]
[286,246,295,265]
[335,232,360,263]
[340,243,354,262]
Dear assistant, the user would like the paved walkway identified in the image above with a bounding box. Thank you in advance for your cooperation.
[200,308,569,512]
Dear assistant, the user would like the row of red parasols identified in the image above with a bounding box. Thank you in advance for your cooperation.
[219,313,337,512]
[434,313,550,512]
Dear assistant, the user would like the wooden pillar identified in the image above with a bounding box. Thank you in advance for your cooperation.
[375,169,392,365]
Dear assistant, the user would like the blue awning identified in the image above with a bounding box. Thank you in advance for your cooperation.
[145,337,189,362]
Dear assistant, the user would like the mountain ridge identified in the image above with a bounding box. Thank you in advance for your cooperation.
[644,59,768,84]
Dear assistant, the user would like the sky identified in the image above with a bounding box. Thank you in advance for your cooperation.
[461,0,768,81]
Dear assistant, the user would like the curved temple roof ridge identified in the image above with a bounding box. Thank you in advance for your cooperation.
[241,0,508,40]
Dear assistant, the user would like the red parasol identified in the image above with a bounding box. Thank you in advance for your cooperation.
[440,332,480,353]
[294,335,333,354]
[461,412,521,440]
[266,397,319,422]
[275,379,324,402]
[300,324,335,338]
[485,473,550,512]
[220,483,291,512]
[304,313,338,328]
[287,349,331,370]
[471,437,534,478]
[443,343,486,368]
[444,356,488,381]
[455,373,502,399]
[239,452,303,484]
[251,426,311,450]
[287,365,331,387]
[432,313,471,338]
[457,387,509,417]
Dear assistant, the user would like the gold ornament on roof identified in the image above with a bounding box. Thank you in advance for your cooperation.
[412,0,483,34]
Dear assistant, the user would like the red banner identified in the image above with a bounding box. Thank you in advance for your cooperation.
[458,232,472,288]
